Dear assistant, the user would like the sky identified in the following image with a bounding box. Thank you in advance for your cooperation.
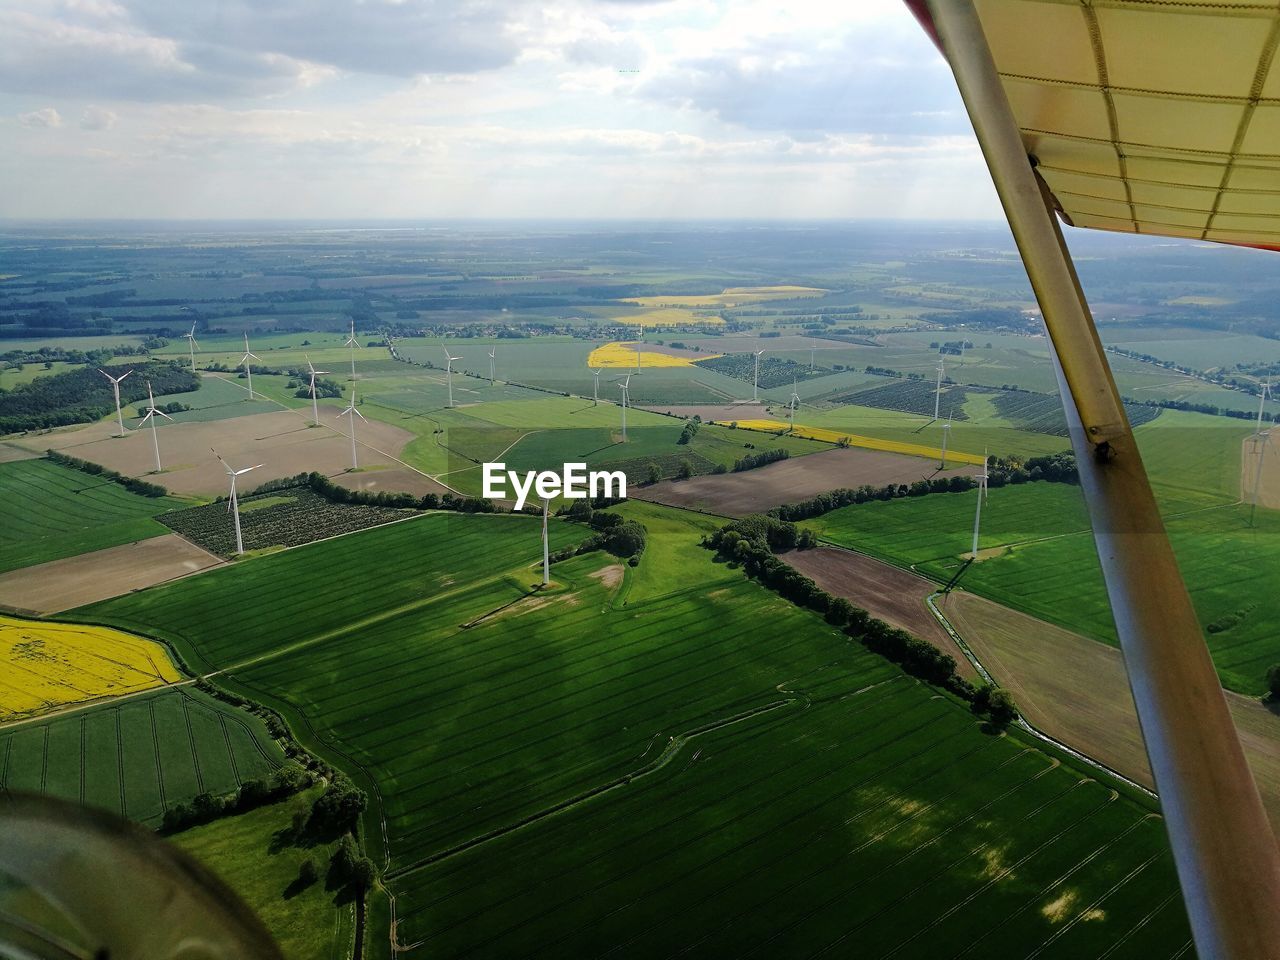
[0,0,1001,220]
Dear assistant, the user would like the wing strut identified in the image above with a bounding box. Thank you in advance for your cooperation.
[919,3,1280,957]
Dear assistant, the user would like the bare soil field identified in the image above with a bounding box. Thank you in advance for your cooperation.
[782,547,976,679]
[1242,432,1280,509]
[0,441,39,463]
[637,402,767,422]
[15,411,422,498]
[0,534,223,615]
[330,466,449,498]
[634,446,977,516]
[942,591,1280,828]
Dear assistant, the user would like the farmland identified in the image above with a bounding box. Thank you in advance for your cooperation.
[585,341,716,368]
[729,419,987,465]
[0,687,284,826]
[160,488,417,557]
[0,615,181,719]
[0,458,184,574]
[835,377,973,420]
[79,505,1193,957]
[172,785,356,960]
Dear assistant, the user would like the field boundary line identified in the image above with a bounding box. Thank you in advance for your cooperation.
[385,697,800,897]
[924,592,1158,801]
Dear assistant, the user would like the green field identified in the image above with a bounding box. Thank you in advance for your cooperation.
[81,505,1192,956]
[0,459,184,573]
[0,687,284,825]
[802,458,1280,695]
[173,785,355,960]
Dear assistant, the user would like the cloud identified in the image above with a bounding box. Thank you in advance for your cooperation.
[121,0,529,78]
[19,107,62,127]
[79,105,117,130]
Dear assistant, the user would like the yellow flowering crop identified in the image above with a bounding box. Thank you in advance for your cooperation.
[724,420,987,465]
[1,616,182,720]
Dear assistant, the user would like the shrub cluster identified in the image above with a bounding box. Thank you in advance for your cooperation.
[46,449,168,498]
[733,448,790,472]
[677,418,700,445]
[160,762,311,833]
[558,508,647,564]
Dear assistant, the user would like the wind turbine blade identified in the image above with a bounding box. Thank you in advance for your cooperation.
[140,410,154,424]
[119,370,132,382]
[353,408,368,422]
[156,409,174,421]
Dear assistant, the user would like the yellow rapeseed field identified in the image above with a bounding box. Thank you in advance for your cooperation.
[624,285,829,309]
[725,420,987,466]
[0,615,181,720]
[587,342,722,369]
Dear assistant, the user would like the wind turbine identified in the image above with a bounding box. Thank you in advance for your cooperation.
[343,319,362,381]
[240,333,260,399]
[616,374,631,442]
[752,350,765,401]
[213,450,263,557]
[1254,378,1273,435]
[591,368,601,405]
[443,347,463,408]
[810,337,816,372]
[940,409,952,470]
[183,323,199,372]
[635,341,642,375]
[541,498,551,586]
[787,378,800,430]
[488,347,496,386]
[1249,430,1270,528]
[336,386,367,470]
[970,448,989,558]
[138,380,173,473]
[98,368,132,437]
[934,355,945,422]
[305,355,330,426]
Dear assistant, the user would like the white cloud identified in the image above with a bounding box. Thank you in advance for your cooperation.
[19,106,62,127]
[79,104,117,129]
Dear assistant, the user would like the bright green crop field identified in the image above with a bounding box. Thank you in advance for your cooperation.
[0,458,185,573]
[78,504,1192,957]
[0,687,283,825]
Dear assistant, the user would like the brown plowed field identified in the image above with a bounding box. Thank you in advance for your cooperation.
[942,591,1280,829]
[0,534,224,615]
[634,446,977,517]
[330,466,449,498]
[781,547,976,679]
[22,411,424,498]
[1242,432,1280,509]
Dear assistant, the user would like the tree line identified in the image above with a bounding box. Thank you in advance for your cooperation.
[1,360,197,432]
[705,514,1017,728]
[46,449,168,497]
[769,451,1078,522]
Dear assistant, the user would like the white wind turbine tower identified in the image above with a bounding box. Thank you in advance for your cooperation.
[1254,378,1273,435]
[1249,429,1271,528]
[213,450,263,557]
[139,380,173,473]
[240,333,260,399]
[336,386,367,470]
[488,347,496,386]
[787,378,800,430]
[970,448,989,558]
[541,498,551,586]
[810,337,816,372]
[752,350,765,401]
[183,323,200,372]
[443,347,463,408]
[933,355,945,422]
[305,355,330,425]
[591,368,601,405]
[343,319,362,380]
[635,341,642,375]
[940,410,952,470]
[616,374,631,442]
[98,368,133,437]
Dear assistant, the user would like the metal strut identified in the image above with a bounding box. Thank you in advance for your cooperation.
[922,2,1280,957]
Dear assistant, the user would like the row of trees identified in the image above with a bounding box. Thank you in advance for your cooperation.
[558,502,647,563]
[733,448,790,472]
[770,451,1077,523]
[46,449,168,497]
[160,762,311,833]
[245,471,499,514]
[705,515,1018,727]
